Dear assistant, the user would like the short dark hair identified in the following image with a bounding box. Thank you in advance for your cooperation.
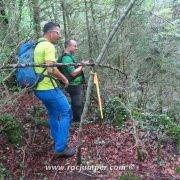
[64,40,72,48]
[43,22,60,34]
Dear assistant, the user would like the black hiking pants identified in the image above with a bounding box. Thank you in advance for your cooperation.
[66,84,83,122]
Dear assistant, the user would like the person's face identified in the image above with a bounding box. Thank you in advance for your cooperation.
[69,41,78,54]
[50,26,61,43]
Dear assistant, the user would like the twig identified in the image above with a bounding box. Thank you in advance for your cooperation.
[150,12,174,25]
[98,63,127,78]
[2,69,16,82]
[21,145,27,178]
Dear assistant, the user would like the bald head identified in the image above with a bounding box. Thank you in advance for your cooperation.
[65,40,77,48]
[64,40,78,54]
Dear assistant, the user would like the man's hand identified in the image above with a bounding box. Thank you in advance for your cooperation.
[63,79,69,87]
[46,61,69,87]
[81,60,90,65]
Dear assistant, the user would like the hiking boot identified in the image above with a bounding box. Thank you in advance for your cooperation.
[56,146,76,157]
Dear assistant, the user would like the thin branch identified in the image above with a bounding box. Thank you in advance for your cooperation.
[150,12,175,25]
[0,62,127,77]
[0,62,95,69]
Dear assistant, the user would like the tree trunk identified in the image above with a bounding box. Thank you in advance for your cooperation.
[29,0,41,39]
[60,0,68,41]
[89,0,100,55]
[16,0,24,38]
[84,0,93,58]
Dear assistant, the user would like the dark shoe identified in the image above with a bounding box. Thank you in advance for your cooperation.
[56,146,76,157]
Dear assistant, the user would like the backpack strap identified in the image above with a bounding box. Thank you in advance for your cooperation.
[59,53,74,63]
[32,68,47,89]
[36,38,47,45]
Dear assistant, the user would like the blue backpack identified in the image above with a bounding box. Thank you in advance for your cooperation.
[16,39,46,88]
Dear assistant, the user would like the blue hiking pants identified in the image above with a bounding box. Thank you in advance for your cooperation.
[34,88,72,153]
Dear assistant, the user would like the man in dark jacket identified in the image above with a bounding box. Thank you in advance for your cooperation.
[58,40,88,122]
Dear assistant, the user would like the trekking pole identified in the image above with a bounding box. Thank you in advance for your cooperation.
[91,71,104,120]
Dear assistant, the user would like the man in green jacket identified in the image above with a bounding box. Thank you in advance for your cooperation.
[58,40,88,122]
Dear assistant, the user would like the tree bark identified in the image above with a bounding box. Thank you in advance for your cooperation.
[89,0,100,55]
[29,0,41,39]
[84,0,93,58]
[60,0,68,41]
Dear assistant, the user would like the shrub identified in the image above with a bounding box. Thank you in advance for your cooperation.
[0,114,22,145]
[104,96,129,127]
[132,111,180,151]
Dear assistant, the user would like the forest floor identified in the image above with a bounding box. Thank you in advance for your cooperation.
[0,92,179,179]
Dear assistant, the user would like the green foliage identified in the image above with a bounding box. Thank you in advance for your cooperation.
[0,163,10,178]
[144,0,154,12]
[35,118,49,127]
[33,106,48,127]
[132,111,180,145]
[0,114,22,146]
[176,166,180,173]
[104,97,129,127]
[167,100,180,122]
[158,7,172,19]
